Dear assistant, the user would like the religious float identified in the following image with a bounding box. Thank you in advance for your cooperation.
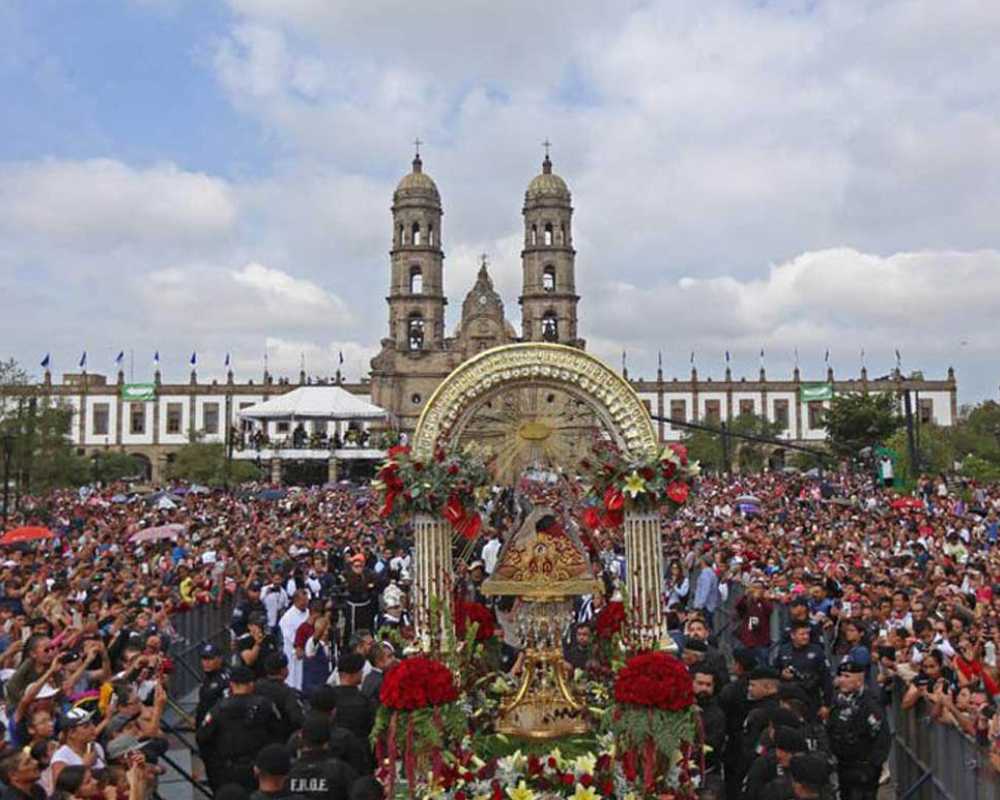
[372,343,703,799]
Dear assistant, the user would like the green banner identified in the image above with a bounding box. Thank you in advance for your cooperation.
[799,383,833,402]
[121,383,156,401]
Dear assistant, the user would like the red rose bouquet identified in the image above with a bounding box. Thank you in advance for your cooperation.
[609,651,699,795]
[373,445,489,540]
[454,600,496,642]
[593,601,626,640]
[579,440,699,529]
[373,656,466,797]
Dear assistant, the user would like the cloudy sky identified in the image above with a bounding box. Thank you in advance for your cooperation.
[1,0,998,402]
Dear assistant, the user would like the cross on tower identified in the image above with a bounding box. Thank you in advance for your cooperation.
[413,137,422,157]
[542,139,551,158]
[480,253,489,269]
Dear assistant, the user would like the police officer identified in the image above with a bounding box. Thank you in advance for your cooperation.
[196,664,285,791]
[195,643,230,727]
[774,620,832,717]
[742,725,807,800]
[232,581,267,638]
[250,744,308,800]
[236,615,282,679]
[788,752,834,799]
[734,665,782,795]
[719,648,757,800]
[780,598,823,646]
[256,652,306,740]
[288,716,358,800]
[826,661,889,800]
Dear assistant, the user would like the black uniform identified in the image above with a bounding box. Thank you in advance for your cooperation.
[330,685,374,744]
[288,749,358,800]
[827,689,890,800]
[741,754,778,800]
[256,676,306,739]
[196,693,284,790]
[718,676,751,800]
[235,631,282,679]
[698,696,727,797]
[195,666,230,728]
[773,641,832,713]
[736,694,780,787]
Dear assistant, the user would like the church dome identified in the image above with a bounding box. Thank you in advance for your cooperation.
[394,155,440,204]
[525,155,570,202]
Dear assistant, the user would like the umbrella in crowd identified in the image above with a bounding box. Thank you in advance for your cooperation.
[129,523,186,544]
[890,496,925,511]
[144,490,182,506]
[736,495,761,505]
[111,494,129,503]
[0,526,55,546]
[257,488,288,501]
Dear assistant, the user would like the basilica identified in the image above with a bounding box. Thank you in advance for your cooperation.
[369,149,583,429]
[0,150,959,484]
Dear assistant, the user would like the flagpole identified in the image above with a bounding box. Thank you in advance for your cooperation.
[129,350,134,383]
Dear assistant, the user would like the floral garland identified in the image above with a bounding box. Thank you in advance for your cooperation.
[454,599,497,642]
[373,445,490,539]
[607,652,700,796]
[580,441,700,528]
[373,656,466,797]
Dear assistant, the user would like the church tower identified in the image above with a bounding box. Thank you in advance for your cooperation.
[519,147,582,348]
[387,146,446,352]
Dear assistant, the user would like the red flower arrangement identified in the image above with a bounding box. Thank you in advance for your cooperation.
[593,600,626,640]
[579,440,699,529]
[613,651,695,711]
[454,599,496,641]
[380,656,460,710]
[373,445,489,539]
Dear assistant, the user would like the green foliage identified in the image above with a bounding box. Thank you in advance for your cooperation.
[887,424,953,479]
[96,452,144,482]
[166,441,259,486]
[606,705,696,763]
[823,392,903,458]
[951,401,1000,464]
[682,414,786,474]
[960,455,1000,483]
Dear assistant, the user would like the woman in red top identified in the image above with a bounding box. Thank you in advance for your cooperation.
[954,636,999,697]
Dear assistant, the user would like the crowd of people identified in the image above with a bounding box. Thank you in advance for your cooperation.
[0,461,997,800]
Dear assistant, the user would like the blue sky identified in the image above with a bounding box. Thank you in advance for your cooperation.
[1,0,999,402]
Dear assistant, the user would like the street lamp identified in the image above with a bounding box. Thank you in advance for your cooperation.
[1,432,14,531]
[91,452,102,487]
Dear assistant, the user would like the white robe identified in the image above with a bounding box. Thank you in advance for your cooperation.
[278,605,310,690]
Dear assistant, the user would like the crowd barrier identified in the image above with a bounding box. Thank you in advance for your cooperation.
[166,600,234,702]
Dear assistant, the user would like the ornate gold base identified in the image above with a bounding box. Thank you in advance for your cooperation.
[495,644,591,740]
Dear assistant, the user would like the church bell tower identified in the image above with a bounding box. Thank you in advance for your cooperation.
[388,144,446,352]
[519,145,582,348]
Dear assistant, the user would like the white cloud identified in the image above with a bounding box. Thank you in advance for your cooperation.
[0,158,238,250]
[139,261,351,333]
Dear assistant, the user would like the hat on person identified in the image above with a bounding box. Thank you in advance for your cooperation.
[837,660,867,675]
[60,708,94,729]
[337,653,365,675]
[770,707,803,729]
[778,684,810,706]
[106,735,143,761]
[255,744,292,776]
[214,785,250,800]
[847,644,871,668]
[301,716,331,747]
[248,581,263,592]
[469,560,484,572]
[349,554,365,567]
[749,666,780,682]
[230,664,255,684]
[774,726,808,754]
[35,683,60,700]
[199,643,222,659]
[789,753,831,787]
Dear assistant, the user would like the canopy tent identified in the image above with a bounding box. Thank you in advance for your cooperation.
[238,386,385,421]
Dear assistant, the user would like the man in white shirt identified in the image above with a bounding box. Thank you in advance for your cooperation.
[261,573,289,630]
[481,534,502,575]
[278,590,310,690]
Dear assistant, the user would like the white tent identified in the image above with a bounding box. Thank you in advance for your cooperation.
[237,386,386,421]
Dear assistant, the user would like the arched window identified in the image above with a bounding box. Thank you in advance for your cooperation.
[531,224,538,246]
[397,224,404,246]
[542,266,556,292]
[544,223,553,246]
[407,313,425,351]
[412,222,422,246]
[428,224,434,246]
[409,266,422,294]
[559,223,566,244]
[541,311,558,341]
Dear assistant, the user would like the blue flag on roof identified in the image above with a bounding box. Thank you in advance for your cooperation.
[40,353,50,369]
[79,351,87,369]
[189,351,197,367]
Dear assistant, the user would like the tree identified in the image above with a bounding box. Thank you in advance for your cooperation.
[823,392,902,459]
[95,452,145,483]
[949,401,1000,466]
[166,441,259,486]
[682,414,787,474]
[887,424,954,481]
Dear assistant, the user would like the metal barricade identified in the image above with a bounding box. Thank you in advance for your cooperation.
[890,680,1000,800]
[166,600,234,702]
